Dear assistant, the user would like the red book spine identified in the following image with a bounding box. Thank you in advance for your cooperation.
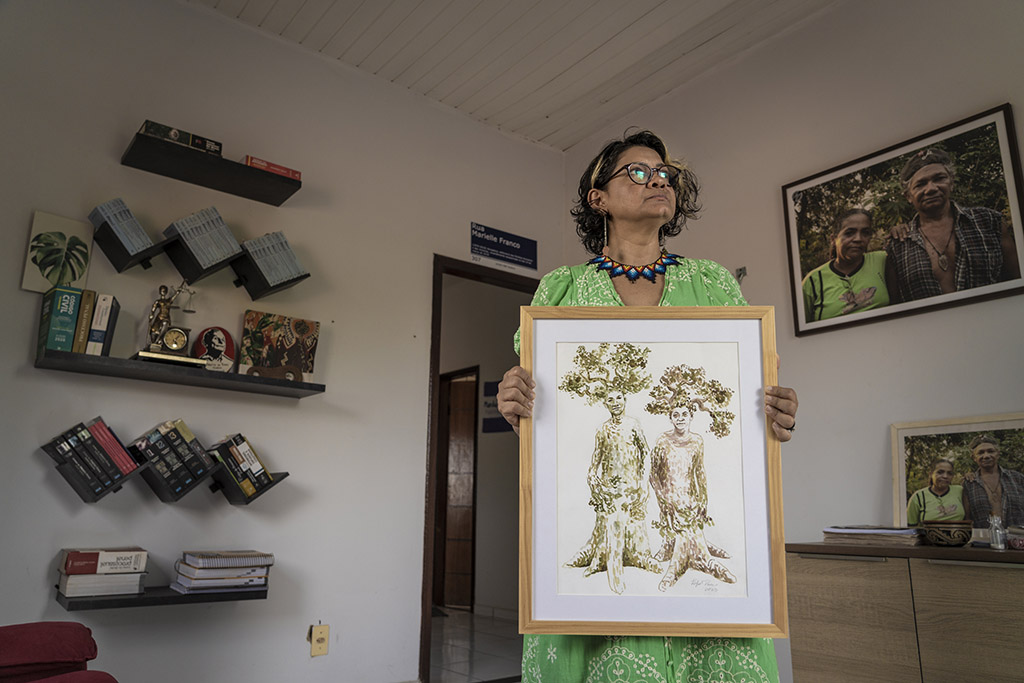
[242,155,301,181]
[88,419,136,475]
[62,551,101,574]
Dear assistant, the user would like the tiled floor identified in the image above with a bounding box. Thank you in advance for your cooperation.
[430,608,522,683]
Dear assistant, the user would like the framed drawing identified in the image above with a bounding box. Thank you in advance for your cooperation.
[783,103,1024,336]
[519,306,786,637]
[892,412,1024,527]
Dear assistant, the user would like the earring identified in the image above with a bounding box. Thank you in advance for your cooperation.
[603,214,609,255]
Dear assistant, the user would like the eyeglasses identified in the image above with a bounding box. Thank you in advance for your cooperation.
[606,162,681,186]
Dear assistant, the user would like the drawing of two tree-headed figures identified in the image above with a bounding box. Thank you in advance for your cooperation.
[558,342,737,595]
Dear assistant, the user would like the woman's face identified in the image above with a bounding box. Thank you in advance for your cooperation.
[931,462,954,490]
[603,390,626,416]
[590,146,675,229]
[833,213,873,263]
[669,407,692,432]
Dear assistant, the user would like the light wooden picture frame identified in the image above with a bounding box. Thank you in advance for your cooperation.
[891,412,1024,527]
[519,306,787,637]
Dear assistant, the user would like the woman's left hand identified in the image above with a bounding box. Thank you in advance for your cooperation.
[764,385,798,443]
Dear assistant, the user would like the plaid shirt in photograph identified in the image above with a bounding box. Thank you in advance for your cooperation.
[962,466,1024,528]
[885,204,1006,302]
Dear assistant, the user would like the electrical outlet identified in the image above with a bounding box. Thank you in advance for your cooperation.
[310,624,329,657]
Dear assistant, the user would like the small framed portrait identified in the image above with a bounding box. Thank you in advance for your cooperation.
[783,104,1024,336]
[892,413,1024,528]
[518,305,786,637]
[192,326,236,372]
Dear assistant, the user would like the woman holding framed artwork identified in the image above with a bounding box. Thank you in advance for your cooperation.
[498,129,798,683]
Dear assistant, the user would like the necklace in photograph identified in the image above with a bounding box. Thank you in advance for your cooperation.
[590,250,682,283]
[919,227,955,271]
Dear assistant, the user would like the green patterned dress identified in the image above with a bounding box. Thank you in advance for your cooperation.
[516,258,779,683]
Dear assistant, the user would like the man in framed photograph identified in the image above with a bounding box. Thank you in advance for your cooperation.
[885,148,1020,302]
[961,434,1024,529]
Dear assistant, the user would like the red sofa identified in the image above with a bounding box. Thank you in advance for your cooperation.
[0,622,116,683]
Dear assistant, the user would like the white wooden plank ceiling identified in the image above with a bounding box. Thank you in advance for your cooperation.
[187,0,836,151]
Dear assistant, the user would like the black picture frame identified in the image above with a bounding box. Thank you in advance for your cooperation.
[783,104,1024,336]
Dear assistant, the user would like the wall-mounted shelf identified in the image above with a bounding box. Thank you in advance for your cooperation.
[57,585,268,611]
[93,222,171,272]
[121,133,301,206]
[36,350,325,399]
[209,470,289,505]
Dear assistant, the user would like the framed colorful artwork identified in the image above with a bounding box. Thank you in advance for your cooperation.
[783,103,1024,336]
[891,412,1024,527]
[518,306,787,637]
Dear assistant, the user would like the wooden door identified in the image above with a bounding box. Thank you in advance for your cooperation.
[433,371,478,609]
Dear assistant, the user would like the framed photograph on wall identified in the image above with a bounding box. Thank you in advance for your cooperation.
[891,413,1024,527]
[783,104,1024,336]
[518,306,787,637]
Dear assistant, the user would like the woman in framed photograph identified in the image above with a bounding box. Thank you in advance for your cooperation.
[499,129,798,683]
[801,208,890,322]
[906,458,969,526]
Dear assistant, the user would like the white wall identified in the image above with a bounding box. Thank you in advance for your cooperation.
[565,1,1024,680]
[439,276,533,619]
[0,1,562,681]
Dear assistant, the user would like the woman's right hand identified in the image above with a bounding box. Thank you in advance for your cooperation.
[497,365,535,436]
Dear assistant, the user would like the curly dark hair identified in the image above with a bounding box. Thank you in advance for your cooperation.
[571,129,701,256]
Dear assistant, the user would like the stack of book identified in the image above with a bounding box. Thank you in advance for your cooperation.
[823,525,922,546]
[38,286,119,358]
[139,119,222,156]
[170,550,274,595]
[42,417,140,502]
[88,198,153,255]
[207,434,274,499]
[57,547,148,598]
[128,419,217,501]
[163,207,241,269]
[241,232,308,286]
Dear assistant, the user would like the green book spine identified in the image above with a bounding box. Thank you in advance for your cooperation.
[38,286,81,357]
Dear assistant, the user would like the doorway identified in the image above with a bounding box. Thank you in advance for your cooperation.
[420,255,538,682]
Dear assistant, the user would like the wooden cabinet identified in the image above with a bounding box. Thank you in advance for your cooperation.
[787,543,1024,683]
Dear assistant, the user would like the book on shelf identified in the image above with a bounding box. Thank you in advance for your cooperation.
[128,430,193,496]
[823,525,922,546]
[59,547,148,575]
[170,419,216,470]
[139,120,222,156]
[38,285,81,356]
[62,428,115,488]
[240,155,301,181]
[208,438,257,497]
[169,582,265,595]
[230,434,272,489]
[85,293,119,356]
[241,232,307,286]
[175,573,268,589]
[182,550,275,569]
[85,416,137,475]
[174,561,269,579]
[71,289,96,354]
[42,435,105,497]
[164,206,240,269]
[89,198,153,255]
[58,571,146,597]
[238,310,320,383]
[70,423,122,485]
[156,422,210,480]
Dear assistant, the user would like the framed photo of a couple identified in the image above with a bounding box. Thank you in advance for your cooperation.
[518,306,786,637]
[784,103,1024,336]
[892,413,1024,529]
